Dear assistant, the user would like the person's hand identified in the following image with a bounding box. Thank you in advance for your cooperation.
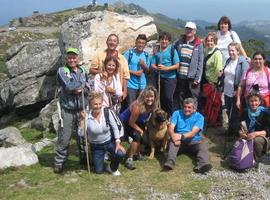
[115,143,126,154]
[135,69,144,77]
[74,88,82,95]
[239,130,247,139]
[236,99,241,110]
[246,132,256,140]
[122,89,127,101]
[157,64,167,71]
[139,59,146,68]
[171,133,181,145]
[105,86,115,94]
[80,111,87,119]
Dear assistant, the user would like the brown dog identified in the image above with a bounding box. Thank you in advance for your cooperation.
[147,109,169,159]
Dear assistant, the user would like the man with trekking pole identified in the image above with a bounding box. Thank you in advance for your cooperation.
[53,47,91,173]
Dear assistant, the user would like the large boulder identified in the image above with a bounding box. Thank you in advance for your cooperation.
[60,11,157,69]
[0,39,61,116]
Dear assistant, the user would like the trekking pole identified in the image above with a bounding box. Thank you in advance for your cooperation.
[222,98,233,159]
[158,43,162,108]
[81,87,91,177]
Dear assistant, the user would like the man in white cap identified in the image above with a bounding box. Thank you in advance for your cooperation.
[173,21,203,108]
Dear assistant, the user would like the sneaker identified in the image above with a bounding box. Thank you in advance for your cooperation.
[193,164,212,174]
[125,158,136,170]
[53,164,63,173]
[163,159,175,170]
[106,165,121,176]
[134,153,147,161]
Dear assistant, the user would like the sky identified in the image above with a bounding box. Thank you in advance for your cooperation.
[1,0,270,25]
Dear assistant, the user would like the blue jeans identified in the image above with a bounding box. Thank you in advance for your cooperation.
[90,140,125,174]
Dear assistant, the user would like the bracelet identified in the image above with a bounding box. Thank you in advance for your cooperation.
[115,139,121,143]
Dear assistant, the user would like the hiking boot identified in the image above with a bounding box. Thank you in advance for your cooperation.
[125,158,136,170]
[106,165,121,176]
[53,164,63,174]
[163,159,175,170]
[193,164,212,174]
[134,153,147,161]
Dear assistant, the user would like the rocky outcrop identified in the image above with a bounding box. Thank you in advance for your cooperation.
[0,39,61,115]
[60,11,157,69]
[1,10,158,126]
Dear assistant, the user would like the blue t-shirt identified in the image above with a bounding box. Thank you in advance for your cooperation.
[124,49,150,90]
[170,110,204,142]
[151,45,180,79]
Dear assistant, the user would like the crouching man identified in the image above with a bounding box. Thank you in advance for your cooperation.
[163,98,212,174]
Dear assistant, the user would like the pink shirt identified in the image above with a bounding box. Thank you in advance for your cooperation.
[242,67,270,96]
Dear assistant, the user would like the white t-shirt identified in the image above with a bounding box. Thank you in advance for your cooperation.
[224,59,238,97]
[217,30,241,64]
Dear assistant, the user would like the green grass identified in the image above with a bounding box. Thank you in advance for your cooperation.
[1,126,262,200]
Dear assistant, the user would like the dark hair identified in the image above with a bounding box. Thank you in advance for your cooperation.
[252,51,266,60]
[246,91,263,103]
[106,33,119,44]
[136,34,147,41]
[158,32,171,41]
[217,16,232,31]
[103,56,119,75]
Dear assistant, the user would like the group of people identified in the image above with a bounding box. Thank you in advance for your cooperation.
[53,15,270,175]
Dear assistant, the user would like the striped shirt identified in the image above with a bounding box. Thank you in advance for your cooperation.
[179,42,194,78]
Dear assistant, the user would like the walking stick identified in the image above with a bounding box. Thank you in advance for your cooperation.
[158,43,162,108]
[222,98,233,159]
[81,87,91,177]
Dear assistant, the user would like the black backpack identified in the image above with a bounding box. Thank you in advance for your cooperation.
[103,107,124,139]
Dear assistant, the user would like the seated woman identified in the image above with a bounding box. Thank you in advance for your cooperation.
[94,56,122,112]
[239,92,270,162]
[80,91,126,175]
[120,86,159,170]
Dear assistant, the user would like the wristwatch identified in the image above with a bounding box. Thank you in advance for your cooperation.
[180,134,185,141]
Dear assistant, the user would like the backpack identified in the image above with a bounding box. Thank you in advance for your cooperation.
[127,48,149,66]
[228,138,255,170]
[104,107,124,139]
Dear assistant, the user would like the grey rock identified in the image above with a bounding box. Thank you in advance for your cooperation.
[31,99,58,132]
[0,145,38,169]
[32,137,57,152]
[0,39,61,116]
[0,127,27,146]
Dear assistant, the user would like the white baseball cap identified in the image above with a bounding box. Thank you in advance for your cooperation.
[185,21,197,29]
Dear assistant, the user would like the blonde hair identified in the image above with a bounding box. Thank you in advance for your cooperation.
[205,32,218,45]
[88,91,103,103]
[228,42,241,53]
[136,86,159,113]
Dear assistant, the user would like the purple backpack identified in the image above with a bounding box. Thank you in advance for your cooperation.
[228,138,254,170]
